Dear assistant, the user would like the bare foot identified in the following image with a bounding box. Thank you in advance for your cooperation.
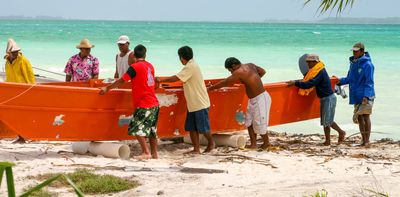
[260,143,270,150]
[203,143,215,153]
[12,136,26,144]
[134,154,152,160]
[183,150,201,155]
[151,153,158,159]
[322,141,331,146]
[360,141,371,148]
[245,144,257,150]
[338,131,346,144]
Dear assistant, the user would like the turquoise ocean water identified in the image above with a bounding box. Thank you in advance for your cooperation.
[0,20,399,139]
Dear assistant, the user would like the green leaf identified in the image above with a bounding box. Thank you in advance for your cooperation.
[304,0,355,14]
[19,174,62,197]
[5,167,16,197]
[0,167,5,188]
[63,175,85,197]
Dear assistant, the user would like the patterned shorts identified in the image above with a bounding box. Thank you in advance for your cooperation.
[128,106,160,138]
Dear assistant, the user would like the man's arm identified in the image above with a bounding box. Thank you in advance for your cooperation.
[338,69,351,85]
[128,52,135,65]
[114,55,118,78]
[66,74,72,82]
[156,75,180,83]
[99,78,125,95]
[255,65,266,78]
[64,59,72,82]
[294,72,323,89]
[363,62,375,99]
[208,73,240,91]
[92,57,100,80]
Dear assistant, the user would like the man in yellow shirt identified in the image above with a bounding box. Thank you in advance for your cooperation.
[3,38,35,143]
[156,46,214,154]
[4,39,35,84]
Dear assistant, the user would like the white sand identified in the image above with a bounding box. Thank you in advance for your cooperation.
[1,132,400,197]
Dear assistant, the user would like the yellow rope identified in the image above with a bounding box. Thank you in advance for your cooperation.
[0,83,37,105]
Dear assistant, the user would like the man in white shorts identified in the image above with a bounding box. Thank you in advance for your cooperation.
[208,57,271,150]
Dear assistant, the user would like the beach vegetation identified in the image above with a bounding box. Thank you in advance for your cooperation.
[22,185,58,197]
[303,189,328,197]
[27,168,139,195]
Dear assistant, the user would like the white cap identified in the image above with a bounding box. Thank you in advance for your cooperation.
[116,35,130,44]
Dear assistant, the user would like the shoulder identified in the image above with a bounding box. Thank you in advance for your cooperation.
[70,54,79,59]
[88,54,98,60]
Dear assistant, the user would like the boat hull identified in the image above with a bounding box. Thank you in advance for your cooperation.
[0,79,334,141]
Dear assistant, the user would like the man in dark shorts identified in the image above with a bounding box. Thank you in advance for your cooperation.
[99,44,159,159]
[156,46,214,154]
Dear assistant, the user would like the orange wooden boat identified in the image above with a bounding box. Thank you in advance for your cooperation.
[0,78,336,141]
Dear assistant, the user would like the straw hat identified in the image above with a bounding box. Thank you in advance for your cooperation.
[76,38,95,49]
[6,38,21,53]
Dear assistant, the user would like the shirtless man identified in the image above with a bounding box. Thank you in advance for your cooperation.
[208,57,271,149]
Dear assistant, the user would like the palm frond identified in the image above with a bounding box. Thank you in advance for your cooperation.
[305,0,356,14]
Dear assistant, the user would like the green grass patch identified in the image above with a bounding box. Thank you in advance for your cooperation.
[304,189,328,197]
[28,169,139,195]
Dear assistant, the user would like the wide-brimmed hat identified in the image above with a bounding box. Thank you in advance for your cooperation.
[76,38,95,49]
[6,38,21,53]
[116,35,130,44]
[305,54,320,62]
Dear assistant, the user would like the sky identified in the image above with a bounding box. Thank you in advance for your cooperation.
[1,0,399,22]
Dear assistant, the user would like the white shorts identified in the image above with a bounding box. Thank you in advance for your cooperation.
[245,91,271,135]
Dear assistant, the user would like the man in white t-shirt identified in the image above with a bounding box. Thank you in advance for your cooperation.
[114,35,135,78]
[155,46,214,154]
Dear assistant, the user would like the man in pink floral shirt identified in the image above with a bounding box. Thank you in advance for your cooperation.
[64,38,99,82]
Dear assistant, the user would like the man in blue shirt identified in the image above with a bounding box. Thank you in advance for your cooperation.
[287,54,346,146]
[337,42,375,146]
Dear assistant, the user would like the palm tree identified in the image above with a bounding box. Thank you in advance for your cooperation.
[305,0,356,14]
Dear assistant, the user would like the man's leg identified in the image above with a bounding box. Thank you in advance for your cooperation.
[135,136,152,159]
[357,115,366,145]
[185,131,201,154]
[260,133,270,150]
[12,135,26,144]
[246,125,257,149]
[203,133,215,153]
[323,126,331,146]
[363,114,371,145]
[149,136,158,159]
[331,122,346,143]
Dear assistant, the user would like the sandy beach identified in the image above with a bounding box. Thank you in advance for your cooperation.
[1,131,399,197]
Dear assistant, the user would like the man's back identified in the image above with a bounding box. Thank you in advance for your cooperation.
[122,60,159,108]
[234,63,265,99]
[176,59,210,112]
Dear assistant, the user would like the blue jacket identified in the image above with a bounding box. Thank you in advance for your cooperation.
[339,52,375,104]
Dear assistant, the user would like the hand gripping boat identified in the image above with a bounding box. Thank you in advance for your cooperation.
[0,78,336,141]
